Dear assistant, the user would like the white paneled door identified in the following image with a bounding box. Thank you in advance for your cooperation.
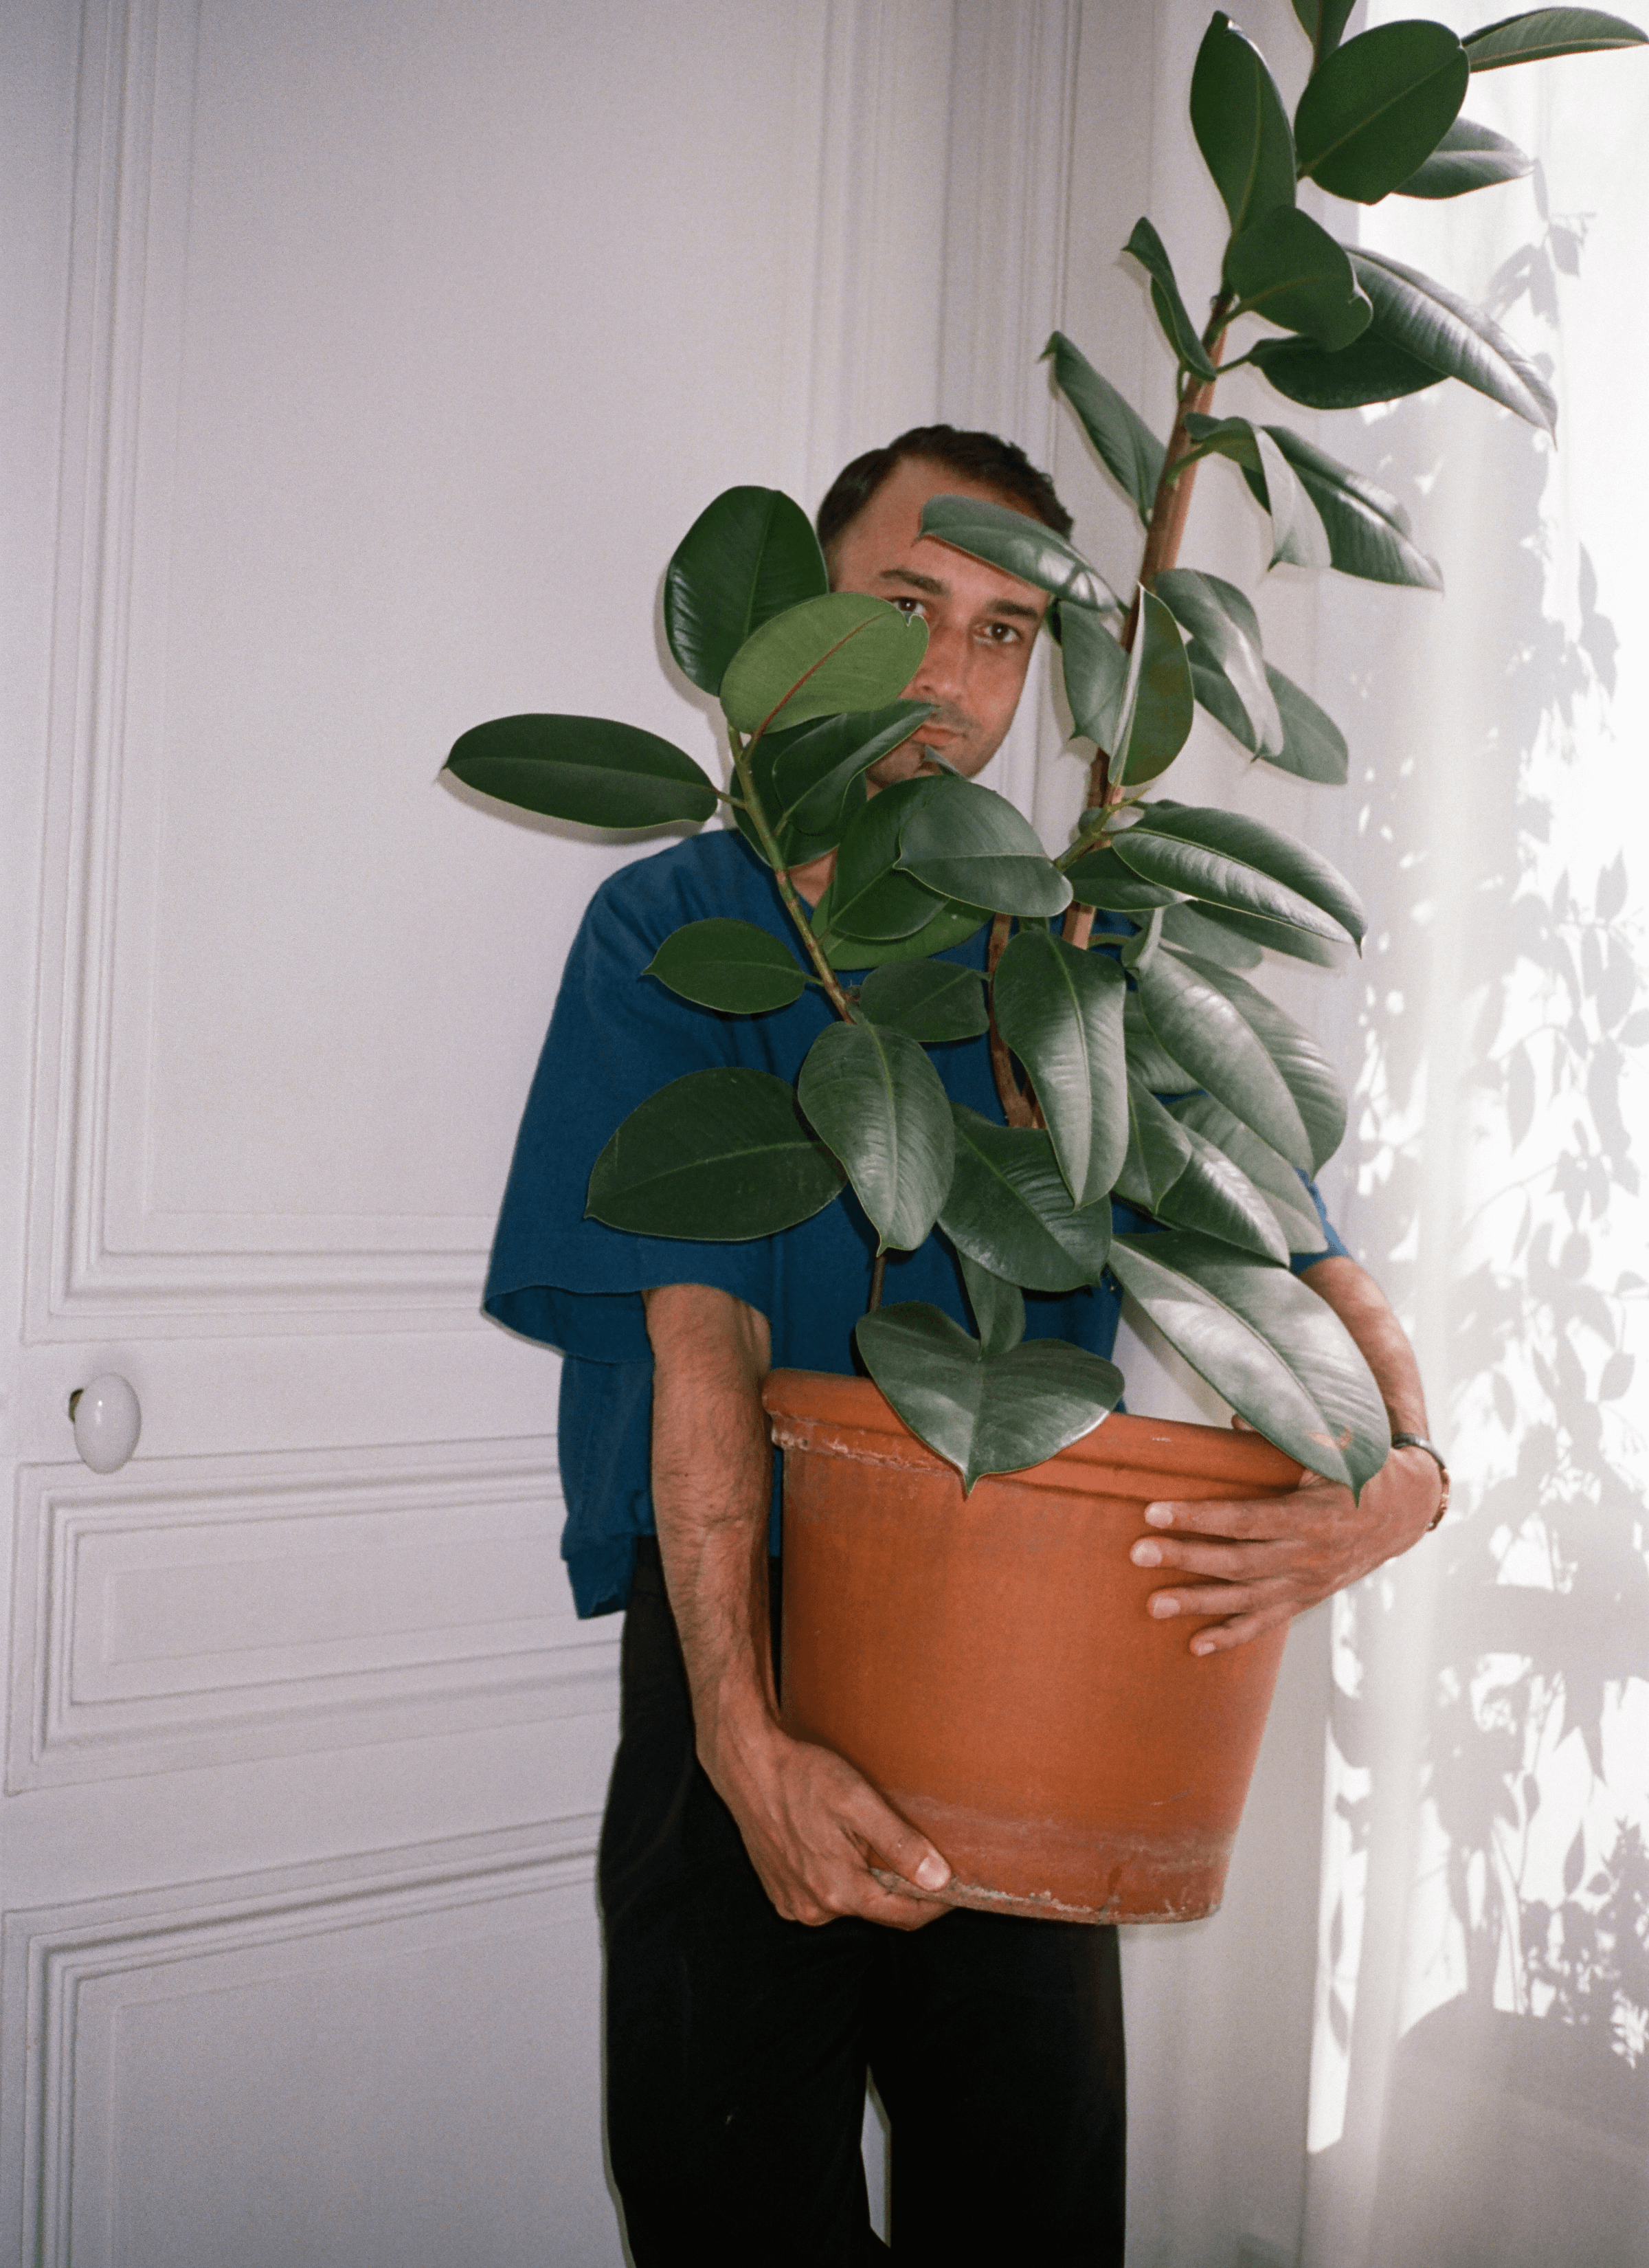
[1,3,1081,2260]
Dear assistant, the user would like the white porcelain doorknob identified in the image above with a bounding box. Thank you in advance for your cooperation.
[68,1375,142,1473]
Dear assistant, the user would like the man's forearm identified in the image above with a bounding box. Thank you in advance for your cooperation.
[1299,1252,1431,1439]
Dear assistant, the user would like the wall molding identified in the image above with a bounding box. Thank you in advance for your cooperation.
[0,1812,601,2268]
[5,1437,617,1791]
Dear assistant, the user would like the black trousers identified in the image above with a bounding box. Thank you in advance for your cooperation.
[599,1540,1127,2265]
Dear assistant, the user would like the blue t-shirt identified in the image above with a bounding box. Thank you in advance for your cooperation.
[484,828,1346,1616]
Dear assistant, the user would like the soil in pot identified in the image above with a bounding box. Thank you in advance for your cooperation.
[764,1368,1305,1924]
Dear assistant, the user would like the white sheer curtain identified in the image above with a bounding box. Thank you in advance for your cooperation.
[1048,5,1648,2261]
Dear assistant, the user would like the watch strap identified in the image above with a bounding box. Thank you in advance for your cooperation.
[1390,1432,1450,1530]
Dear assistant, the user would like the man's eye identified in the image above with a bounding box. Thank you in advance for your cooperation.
[893,596,928,619]
[980,621,1022,645]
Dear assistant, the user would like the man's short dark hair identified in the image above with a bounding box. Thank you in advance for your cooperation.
[816,423,1073,554]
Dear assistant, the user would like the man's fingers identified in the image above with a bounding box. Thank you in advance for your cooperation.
[846,1783,952,1895]
[1141,1493,1292,1538]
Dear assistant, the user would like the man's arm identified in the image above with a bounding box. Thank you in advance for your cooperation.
[644,1281,953,1924]
[1128,1254,1444,1656]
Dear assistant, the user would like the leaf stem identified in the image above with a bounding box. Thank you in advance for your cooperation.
[726,724,855,1021]
[868,1250,888,1311]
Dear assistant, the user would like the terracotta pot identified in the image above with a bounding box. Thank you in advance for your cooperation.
[763,1368,1304,1924]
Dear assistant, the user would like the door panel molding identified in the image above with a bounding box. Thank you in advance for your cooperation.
[7,1439,617,1790]
[0,1814,605,2268]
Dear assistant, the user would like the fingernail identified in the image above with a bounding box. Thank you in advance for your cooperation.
[1145,1504,1174,1528]
[1131,1539,1162,1566]
[915,1854,950,1891]
[1150,1594,1180,1619]
[1191,1637,1214,1656]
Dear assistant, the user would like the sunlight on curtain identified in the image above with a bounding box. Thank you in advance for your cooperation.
[1299,16,1649,2263]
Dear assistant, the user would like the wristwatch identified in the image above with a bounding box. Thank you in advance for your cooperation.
[1389,1431,1450,1530]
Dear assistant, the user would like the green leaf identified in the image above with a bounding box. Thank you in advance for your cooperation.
[1231,424,1444,590]
[1249,331,1444,410]
[1124,219,1219,381]
[1169,1093,1326,1249]
[720,593,929,735]
[1395,115,1534,197]
[1178,955,1347,1169]
[1108,1232,1390,1493]
[644,920,808,1015]
[446,715,718,829]
[1224,210,1372,348]
[1192,12,1298,235]
[918,493,1117,612]
[1154,570,1283,757]
[1348,248,1558,434]
[855,1304,1123,1492]
[587,1069,844,1238]
[1291,0,1360,69]
[663,487,828,696]
[1294,21,1470,203]
[797,1021,954,1254]
[1266,670,1346,787]
[1058,602,1131,748]
[899,777,1073,919]
[1160,900,1263,970]
[940,1109,1114,1293]
[1178,416,1332,569]
[1155,1122,1292,1262]
[1134,950,1314,1168]
[1171,895,1345,965]
[1065,847,1185,911]
[1111,803,1365,945]
[1117,1080,1196,1208]
[1462,8,1647,70]
[818,892,990,970]
[857,959,989,1042]
[994,931,1128,1208]
[771,702,935,834]
[1124,993,1197,1092]
[826,777,950,942]
[1113,590,1197,787]
[1042,332,1164,524]
[954,1248,1027,1357]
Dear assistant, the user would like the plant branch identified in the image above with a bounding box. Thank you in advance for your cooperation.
[986,913,1038,1126]
[727,724,856,1021]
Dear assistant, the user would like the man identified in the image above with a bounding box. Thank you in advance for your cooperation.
[485,427,1445,2265]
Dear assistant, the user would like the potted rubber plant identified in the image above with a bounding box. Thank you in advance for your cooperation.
[449,3,1643,1920]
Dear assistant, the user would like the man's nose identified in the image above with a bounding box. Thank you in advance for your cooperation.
[908,620,969,706]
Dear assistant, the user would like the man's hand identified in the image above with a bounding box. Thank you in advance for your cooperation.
[644,1282,953,1928]
[1126,1254,1444,1655]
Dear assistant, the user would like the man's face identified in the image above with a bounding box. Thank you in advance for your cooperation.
[827,457,1051,788]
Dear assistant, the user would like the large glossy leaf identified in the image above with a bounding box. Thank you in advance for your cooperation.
[1065,845,1185,911]
[1294,21,1470,203]
[1108,1232,1390,1493]
[857,959,989,1042]
[1250,331,1444,409]
[1134,951,1314,1168]
[446,715,718,828]
[1160,900,1263,970]
[1224,423,1444,590]
[797,1021,954,1254]
[771,702,934,834]
[1124,993,1197,1091]
[1178,416,1332,569]
[1172,895,1344,965]
[826,777,949,942]
[1395,115,1533,197]
[1291,0,1359,68]
[994,931,1128,1208]
[818,891,989,970]
[1348,248,1558,433]
[940,1109,1114,1293]
[1124,219,1218,381]
[663,487,828,696]
[587,1069,844,1238]
[721,594,928,734]
[1117,1080,1196,1208]
[1156,1122,1292,1261]
[855,1303,1123,1491]
[1111,804,1365,944]
[1268,669,1345,788]
[1154,570,1282,757]
[1043,332,1164,524]
[1113,590,1197,786]
[1192,12,1297,234]
[955,1248,1027,1357]
[1170,1093,1326,1249]
[1178,954,1347,1169]
[1224,210,1372,348]
[1462,8,1647,69]
[899,777,1073,918]
[919,493,1117,612]
[644,920,808,1015]
[1059,603,1131,748]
